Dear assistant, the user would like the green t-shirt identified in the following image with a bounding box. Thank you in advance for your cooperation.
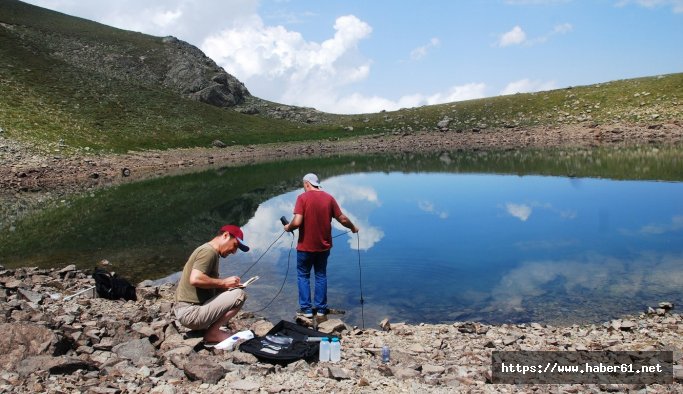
[175,243,219,304]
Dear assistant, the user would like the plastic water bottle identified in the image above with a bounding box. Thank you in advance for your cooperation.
[330,337,341,363]
[381,345,390,363]
[319,337,330,362]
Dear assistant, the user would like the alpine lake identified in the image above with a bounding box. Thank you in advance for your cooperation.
[2,145,682,327]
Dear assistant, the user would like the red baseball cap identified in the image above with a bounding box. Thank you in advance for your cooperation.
[219,225,250,252]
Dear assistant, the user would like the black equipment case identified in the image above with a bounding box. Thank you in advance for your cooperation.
[238,320,338,365]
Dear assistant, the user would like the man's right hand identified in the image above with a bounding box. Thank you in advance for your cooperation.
[222,276,241,289]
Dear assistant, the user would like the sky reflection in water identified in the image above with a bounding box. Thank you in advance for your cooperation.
[161,172,683,326]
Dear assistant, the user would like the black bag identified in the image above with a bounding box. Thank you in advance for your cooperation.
[238,320,338,365]
[92,267,137,301]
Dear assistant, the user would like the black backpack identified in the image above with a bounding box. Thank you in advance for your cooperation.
[238,320,338,365]
[92,267,137,301]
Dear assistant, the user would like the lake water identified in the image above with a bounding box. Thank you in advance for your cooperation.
[2,148,682,326]
[158,171,683,327]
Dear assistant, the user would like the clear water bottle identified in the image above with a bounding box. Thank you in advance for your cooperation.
[381,345,390,363]
[319,337,330,362]
[330,337,341,363]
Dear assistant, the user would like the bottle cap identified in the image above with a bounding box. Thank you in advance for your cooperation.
[331,337,339,342]
[322,337,329,342]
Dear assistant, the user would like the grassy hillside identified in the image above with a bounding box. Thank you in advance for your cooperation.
[0,0,681,154]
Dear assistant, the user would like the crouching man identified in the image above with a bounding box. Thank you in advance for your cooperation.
[174,224,250,344]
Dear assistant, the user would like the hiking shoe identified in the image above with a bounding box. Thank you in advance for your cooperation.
[316,308,329,316]
[298,309,313,318]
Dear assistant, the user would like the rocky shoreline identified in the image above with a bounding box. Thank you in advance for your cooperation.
[1,265,682,393]
[3,122,682,196]
[2,122,682,232]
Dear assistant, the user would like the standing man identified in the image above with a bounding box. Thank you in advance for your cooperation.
[283,173,359,318]
[174,225,250,344]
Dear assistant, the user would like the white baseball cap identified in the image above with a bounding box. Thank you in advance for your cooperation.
[303,173,321,188]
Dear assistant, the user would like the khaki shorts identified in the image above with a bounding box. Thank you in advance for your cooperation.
[174,288,247,330]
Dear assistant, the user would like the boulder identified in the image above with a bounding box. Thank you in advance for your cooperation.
[112,338,156,363]
[318,318,345,334]
[183,356,226,384]
[191,83,239,107]
[17,288,43,304]
[0,323,58,371]
[437,118,451,130]
[250,320,274,337]
[17,355,96,376]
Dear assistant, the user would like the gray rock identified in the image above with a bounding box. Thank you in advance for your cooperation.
[328,366,351,380]
[251,320,274,337]
[131,322,156,338]
[393,367,420,379]
[229,379,261,391]
[184,356,226,384]
[212,140,227,148]
[58,265,77,274]
[422,364,446,374]
[17,355,96,376]
[503,335,519,346]
[191,83,239,107]
[232,351,258,364]
[150,385,177,394]
[89,350,117,365]
[93,337,115,350]
[238,106,260,115]
[318,318,345,334]
[4,279,22,289]
[112,338,156,363]
[17,288,43,304]
[437,118,451,130]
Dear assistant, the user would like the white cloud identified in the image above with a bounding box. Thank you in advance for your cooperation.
[496,23,572,47]
[639,215,683,235]
[410,37,441,60]
[503,201,575,221]
[500,78,558,95]
[25,0,259,45]
[319,177,384,251]
[299,82,487,114]
[489,253,683,312]
[151,9,182,28]
[497,25,527,47]
[615,0,683,13]
[553,22,574,34]
[202,14,379,113]
[418,200,449,219]
[425,83,488,105]
[506,203,532,221]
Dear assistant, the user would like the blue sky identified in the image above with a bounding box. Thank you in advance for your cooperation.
[24,0,683,114]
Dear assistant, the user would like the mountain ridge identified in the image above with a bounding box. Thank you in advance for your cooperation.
[0,0,681,155]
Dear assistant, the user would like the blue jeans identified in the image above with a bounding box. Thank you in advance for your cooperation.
[296,250,330,312]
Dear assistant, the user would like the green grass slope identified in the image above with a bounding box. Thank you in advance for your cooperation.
[1,0,681,154]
